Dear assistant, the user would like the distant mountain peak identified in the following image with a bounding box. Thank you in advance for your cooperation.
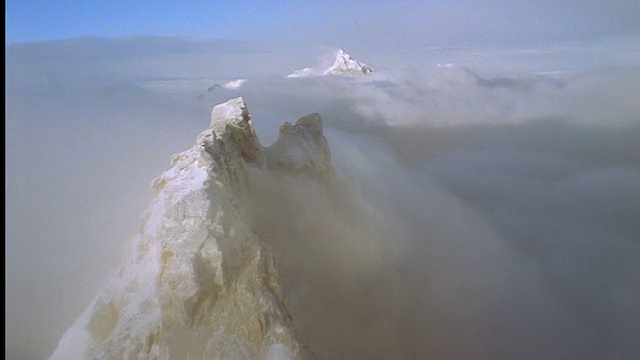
[287,49,373,78]
[324,49,374,75]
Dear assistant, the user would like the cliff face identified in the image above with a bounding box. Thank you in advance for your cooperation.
[50,97,334,360]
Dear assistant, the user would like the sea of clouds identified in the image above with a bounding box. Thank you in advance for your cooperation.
[6,37,640,359]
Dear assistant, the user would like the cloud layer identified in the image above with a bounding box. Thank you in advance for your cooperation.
[6,37,640,359]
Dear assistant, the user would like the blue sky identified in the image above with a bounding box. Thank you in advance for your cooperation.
[7,0,640,47]
[6,0,293,43]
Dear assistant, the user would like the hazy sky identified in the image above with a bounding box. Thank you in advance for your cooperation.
[7,0,640,47]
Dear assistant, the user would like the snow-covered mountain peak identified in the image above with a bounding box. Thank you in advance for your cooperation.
[324,49,374,76]
[287,49,373,78]
[49,97,336,360]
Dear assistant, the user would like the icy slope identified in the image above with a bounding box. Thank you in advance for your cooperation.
[49,97,334,360]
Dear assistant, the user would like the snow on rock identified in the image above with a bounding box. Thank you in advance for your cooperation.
[208,79,248,91]
[287,49,373,78]
[324,49,374,76]
[286,67,315,78]
[221,79,247,89]
[49,97,335,360]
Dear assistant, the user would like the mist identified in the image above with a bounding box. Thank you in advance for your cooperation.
[6,36,640,359]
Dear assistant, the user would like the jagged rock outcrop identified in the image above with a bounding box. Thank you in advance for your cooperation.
[287,49,373,78]
[49,97,334,360]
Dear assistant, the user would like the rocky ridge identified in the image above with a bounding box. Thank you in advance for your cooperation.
[49,97,334,360]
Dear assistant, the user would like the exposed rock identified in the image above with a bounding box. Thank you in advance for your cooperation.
[49,97,334,360]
